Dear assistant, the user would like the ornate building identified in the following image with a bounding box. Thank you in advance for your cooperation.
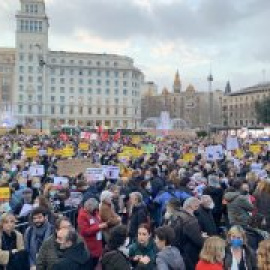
[141,71,223,129]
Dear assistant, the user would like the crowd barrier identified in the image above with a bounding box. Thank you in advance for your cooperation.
[15,208,78,234]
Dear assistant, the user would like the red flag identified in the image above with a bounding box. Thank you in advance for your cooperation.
[101,131,108,141]
[97,126,103,134]
[113,131,121,141]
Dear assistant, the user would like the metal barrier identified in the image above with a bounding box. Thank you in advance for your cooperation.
[15,208,78,234]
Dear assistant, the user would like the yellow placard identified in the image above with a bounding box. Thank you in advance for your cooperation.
[132,136,141,145]
[0,187,10,200]
[24,148,38,158]
[249,144,261,155]
[183,153,195,162]
[79,143,89,151]
[235,149,244,159]
[54,149,63,156]
[61,147,74,158]
[47,148,54,156]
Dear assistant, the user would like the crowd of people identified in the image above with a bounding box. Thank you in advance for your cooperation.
[0,132,270,270]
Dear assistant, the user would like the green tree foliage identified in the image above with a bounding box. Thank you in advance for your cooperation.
[255,97,270,124]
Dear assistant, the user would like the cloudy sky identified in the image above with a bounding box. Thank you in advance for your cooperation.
[1,0,270,92]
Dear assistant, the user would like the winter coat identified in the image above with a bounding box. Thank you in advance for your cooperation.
[101,249,132,270]
[171,209,204,270]
[195,206,218,236]
[129,240,157,270]
[77,208,103,258]
[224,191,254,226]
[150,176,164,198]
[36,234,84,270]
[203,186,224,215]
[254,190,270,231]
[196,260,223,270]
[129,203,149,239]
[224,245,257,270]
[156,246,186,270]
[51,242,93,270]
[99,202,120,228]
[0,230,24,266]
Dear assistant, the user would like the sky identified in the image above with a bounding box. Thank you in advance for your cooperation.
[1,0,270,93]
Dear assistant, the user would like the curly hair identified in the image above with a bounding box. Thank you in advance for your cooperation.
[258,240,270,270]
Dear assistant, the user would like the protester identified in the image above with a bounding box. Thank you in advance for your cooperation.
[51,227,93,270]
[77,198,107,268]
[155,225,186,270]
[224,225,257,270]
[257,239,270,270]
[101,225,131,270]
[129,224,157,270]
[0,213,29,270]
[196,236,225,270]
[24,207,53,269]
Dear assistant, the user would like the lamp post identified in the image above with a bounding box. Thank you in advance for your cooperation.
[207,72,214,137]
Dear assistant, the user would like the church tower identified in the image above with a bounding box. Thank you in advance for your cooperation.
[225,81,232,95]
[14,0,49,127]
[173,70,181,93]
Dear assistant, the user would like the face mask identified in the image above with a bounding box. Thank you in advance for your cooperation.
[19,183,27,190]
[145,175,151,181]
[231,239,243,248]
[164,212,172,220]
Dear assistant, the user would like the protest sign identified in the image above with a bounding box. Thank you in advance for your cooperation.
[249,144,261,155]
[29,165,45,176]
[79,143,89,151]
[57,158,96,177]
[85,168,104,182]
[65,192,83,207]
[102,166,120,179]
[24,148,38,158]
[183,153,195,163]
[39,149,47,156]
[206,145,223,161]
[61,146,74,158]
[226,137,239,151]
[132,136,141,145]
[0,187,10,200]
[235,149,244,159]
[142,144,156,154]
[54,149,63,156]
[54,177,69,186]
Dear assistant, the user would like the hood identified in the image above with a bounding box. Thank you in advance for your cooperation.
[63,242,89,264]
[158,246,183,269]
[224,191,240,202]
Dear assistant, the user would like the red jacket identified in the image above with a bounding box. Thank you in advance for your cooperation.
[77,207,103,258]
[196,260,223,270]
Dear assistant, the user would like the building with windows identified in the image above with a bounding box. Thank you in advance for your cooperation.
[141,71,223,129]
[12,0,143,129]
[222,82,270,128]
[0,48,15,115]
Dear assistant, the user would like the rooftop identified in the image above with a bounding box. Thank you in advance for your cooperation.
[229,82,270,96]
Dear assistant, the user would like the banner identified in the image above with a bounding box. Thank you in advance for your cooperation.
[57,158,95,177]
[24,148,38,158]
[54,177,69,186]
[29,165,45,176]
[39,149,47,156]
[206,145,223,161]
[142,144,156,154]
[235,149,244,159]
[0,187,10,200]
[102,166,120,179]
[249,144,261,155]
[61,146,74,158]
[183,153,195,163]
[85,168,104,182]
[132,136,141,145]
[54,149,63,156]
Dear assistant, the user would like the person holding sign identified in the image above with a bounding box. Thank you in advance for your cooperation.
[77,198,108,268]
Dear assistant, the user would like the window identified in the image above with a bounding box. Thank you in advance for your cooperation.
[38,21,42,32]
[123,89,127,95]
[60,106,64,114]
[51,87,55,93]
[106,70,110,77]
[88,88,92,94]
[69,106,74,115]
[79,60,84,65]
[79,107,83,114]
[51,78,55,84]
[19,76,24,82]
[114,71,118,77]
[88,107,92,114]
[60,78,65,84]
[60,87,65,93]
[114,98,119,104]
[115,108,118,115]
[106,89,110,95]
[19,53,24,61]
[97,108,101,114]
[51,58,56,64]
[70,60,74,64]
[79,70,83,76]
[123,72,128,78]
[97,71,101,77]
[70,69,74,75]
[96,61,100,66]
[79,78,84,85]
[38,76,42,83]
[70,78,74,84]
[114,81,119,86]
[114,62,118,67]
[79,88,84,94]
[97,88,101,95]
[19,95,23,101]
[88,97,92,103]
[50,68,55,75]
[96,79,101,86]
[37,95,42,102]
[51,96,55,102]
[60,96,65,103]
[28,105,32,114]
[19,66,24,73]
[123,81,128,87]
[114,89,119,95]
[51,106,55,114]
[70,87,74,93]
[105,61,110,66]
[28,76,33,83]
[106,108,110,114]
[19,85,24,91]
[106,80,110,86]
[18,105,23,113]
[60,68,65,76]
[28,54,33,62]
[123,108,127,115]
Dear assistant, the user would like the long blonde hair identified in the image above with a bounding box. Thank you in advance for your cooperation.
[0,213,16,231]
[199,236,225,264]
[258,240,270,270]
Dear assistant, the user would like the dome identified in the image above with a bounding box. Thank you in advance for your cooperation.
[171,118,188,129]
[162,87,170,95]
[186,84,195,93]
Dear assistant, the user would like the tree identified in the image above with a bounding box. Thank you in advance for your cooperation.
[255,97,270,125]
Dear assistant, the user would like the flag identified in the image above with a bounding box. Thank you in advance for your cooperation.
[113,131,121,142]
[81,132,91,140]
[101,131,109,142]
[97,126,103,134]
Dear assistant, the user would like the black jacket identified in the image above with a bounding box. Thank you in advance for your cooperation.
[101,250,131,270]
[171,209,204,270]
[51,242,93,270]
[129,203,149,239]
[203,186,224,214]
[195,206,218,236]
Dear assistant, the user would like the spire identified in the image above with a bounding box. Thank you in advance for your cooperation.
[173,70,181,93]
[225,81,231,95]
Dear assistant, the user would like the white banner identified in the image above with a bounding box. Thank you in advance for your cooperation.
[102,166,120,179]
[29,165,45,176]
[226,137,239,151]
[54,177,69,186]
[206,145,223,161]
[85,168,104,181]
